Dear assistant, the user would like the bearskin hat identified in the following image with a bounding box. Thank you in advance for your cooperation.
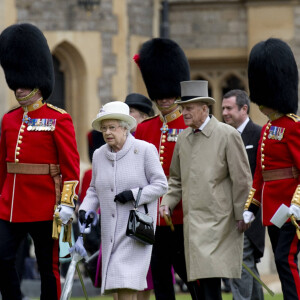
[137,38,190,100]
[125,93,154,116]
[248,38,298,114]
[0,23,54,100]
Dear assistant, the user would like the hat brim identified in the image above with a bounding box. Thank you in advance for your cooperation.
[92,112,137,132]
[175,97,216,105]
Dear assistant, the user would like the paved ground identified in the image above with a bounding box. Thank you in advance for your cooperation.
[0,273,282,299]
[261,273,281,295]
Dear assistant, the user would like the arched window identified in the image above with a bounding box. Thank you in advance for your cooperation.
[48,56,65,109]
[222,75,245,96]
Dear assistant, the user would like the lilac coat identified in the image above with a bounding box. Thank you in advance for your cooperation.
[80,134,168,294]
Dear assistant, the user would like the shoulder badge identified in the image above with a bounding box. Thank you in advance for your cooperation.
[287,113,300,122]
[141,114,159,123]
[47,103,67,114]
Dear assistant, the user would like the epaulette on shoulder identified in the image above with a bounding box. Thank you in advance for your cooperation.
[7,106,20,114]
[47,103,67,114]
[287,113,300,122]
[141,114,159,123]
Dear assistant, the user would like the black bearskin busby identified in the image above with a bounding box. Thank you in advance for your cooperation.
[0,23,54,100]
[125,93,154,116]
[137,38,190,101]
[248,38,298,114]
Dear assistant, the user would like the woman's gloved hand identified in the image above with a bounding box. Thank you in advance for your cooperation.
[78,210,95,225]
[114,190,134,204]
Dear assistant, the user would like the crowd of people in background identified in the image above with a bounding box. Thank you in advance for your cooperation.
[1,22,300,300]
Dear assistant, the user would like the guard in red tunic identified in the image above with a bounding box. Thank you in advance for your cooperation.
[243,38,300,299]
[134,38,200,299]
[0,24,80,300]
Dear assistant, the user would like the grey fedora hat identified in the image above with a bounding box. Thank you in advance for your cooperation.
[176,80,215,105]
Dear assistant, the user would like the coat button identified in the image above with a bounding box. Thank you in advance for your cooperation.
[112,214,115,218]
[111,188,113,192]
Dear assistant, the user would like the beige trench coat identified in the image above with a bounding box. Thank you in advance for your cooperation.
[162,116,252,281]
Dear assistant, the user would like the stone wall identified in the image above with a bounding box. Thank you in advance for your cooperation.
[15,0,153,104]
[169,1,247,49]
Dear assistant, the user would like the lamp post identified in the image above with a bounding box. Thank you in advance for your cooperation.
[78,0,100,12]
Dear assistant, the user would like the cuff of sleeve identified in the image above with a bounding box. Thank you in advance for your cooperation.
[244,188,260,211]
[291,185,300,207]
[60,180,78,208]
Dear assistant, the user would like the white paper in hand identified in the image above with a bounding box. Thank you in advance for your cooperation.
[270,204,290,228]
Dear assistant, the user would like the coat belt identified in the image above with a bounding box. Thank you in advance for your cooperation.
[262,166,299,182]
[7,162,62,204]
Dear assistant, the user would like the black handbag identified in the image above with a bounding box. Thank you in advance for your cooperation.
[126,188,155,245]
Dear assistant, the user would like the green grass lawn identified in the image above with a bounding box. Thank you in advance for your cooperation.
[66,292,283,300]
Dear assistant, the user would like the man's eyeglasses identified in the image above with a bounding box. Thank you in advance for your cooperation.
[99,125,121,133]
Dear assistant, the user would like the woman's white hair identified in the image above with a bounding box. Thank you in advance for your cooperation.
[118,120,130,132]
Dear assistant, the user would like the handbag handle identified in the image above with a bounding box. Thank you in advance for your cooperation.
[134,188,148,214]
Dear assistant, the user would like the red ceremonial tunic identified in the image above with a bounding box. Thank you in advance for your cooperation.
[0,103,80,222]
[79,169,92,203]
[251,114,300,225]
[135,107,187,226]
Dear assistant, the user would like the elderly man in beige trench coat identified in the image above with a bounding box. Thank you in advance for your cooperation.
[160,80,252,300]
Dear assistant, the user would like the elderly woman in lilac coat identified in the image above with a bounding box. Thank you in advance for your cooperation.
[79,101,168,300]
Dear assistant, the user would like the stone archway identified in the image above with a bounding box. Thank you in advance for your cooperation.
[52,41,88,163]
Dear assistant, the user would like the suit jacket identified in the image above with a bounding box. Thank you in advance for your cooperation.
[242,119,265,260]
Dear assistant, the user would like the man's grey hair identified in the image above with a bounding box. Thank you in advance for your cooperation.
[223,89,250,114]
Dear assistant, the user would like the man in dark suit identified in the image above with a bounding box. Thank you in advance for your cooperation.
[222,89,265,300]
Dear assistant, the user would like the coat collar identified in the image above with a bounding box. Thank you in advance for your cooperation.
[159,106,182,123]
[104,133,135,161]
[185,115,217,139]
[241,119,254,146]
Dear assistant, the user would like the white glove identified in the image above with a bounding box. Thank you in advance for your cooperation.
[243,211,255,224]
[289,204,300,220]
[56,205,74,224]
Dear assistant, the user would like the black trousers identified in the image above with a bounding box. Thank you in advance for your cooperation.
[0,219,60,300]
[198,278,222,300]
[151,225,201,300]
[268,223,300,300]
